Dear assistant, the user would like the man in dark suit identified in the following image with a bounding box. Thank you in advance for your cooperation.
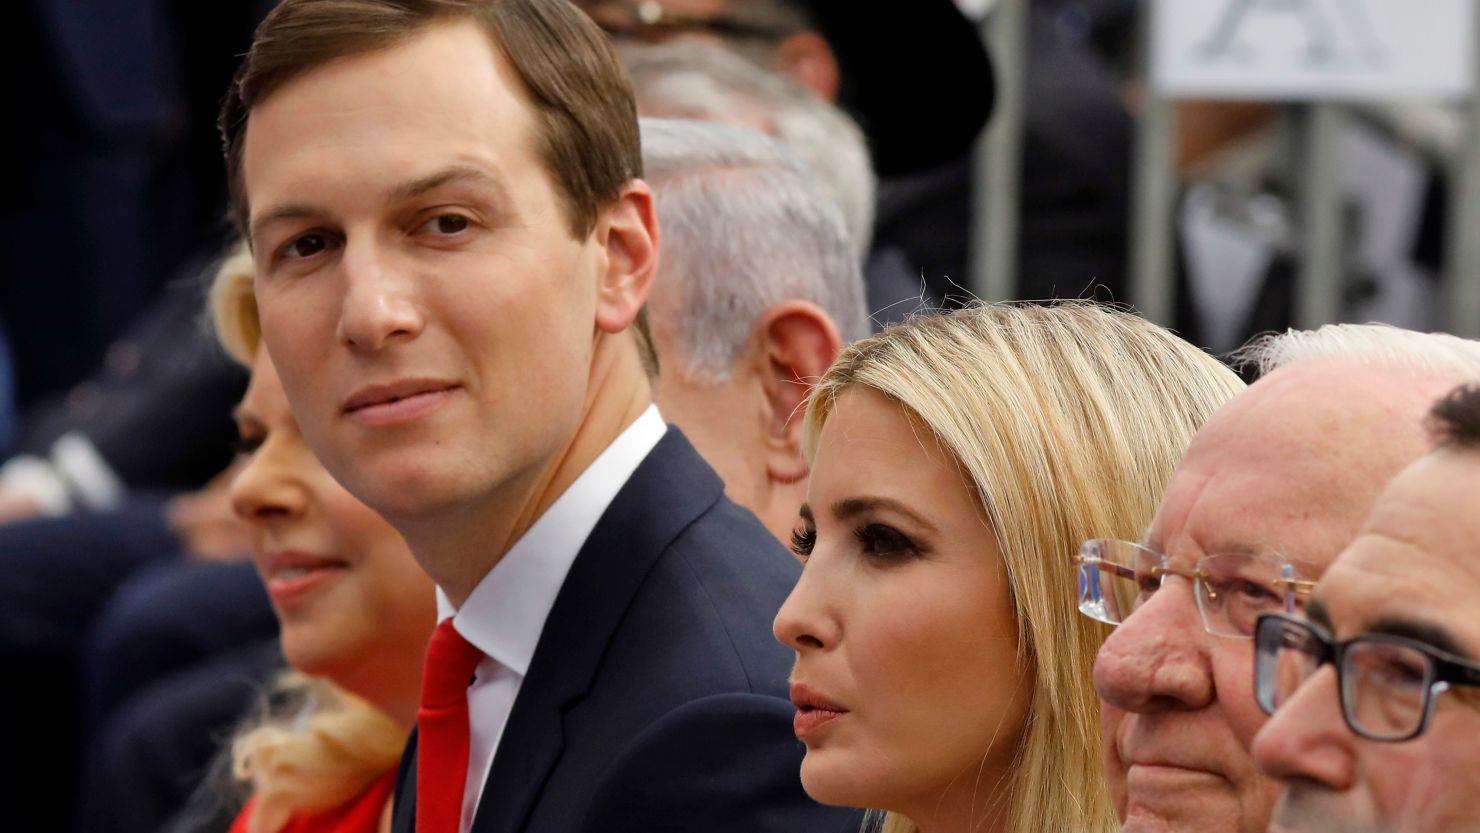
[221,1,857,832]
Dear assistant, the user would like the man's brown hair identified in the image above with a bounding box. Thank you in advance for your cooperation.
[1429,384,1480,450]
[219,0,642,240]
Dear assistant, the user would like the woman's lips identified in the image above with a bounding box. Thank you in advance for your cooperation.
[790,683,849,740]
[262,552,350,608]
[793,706,847,739]
[266,565,347,608]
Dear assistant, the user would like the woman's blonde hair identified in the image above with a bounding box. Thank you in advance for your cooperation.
[208,245,409,833]
[231,673,407,833]
[209,242,261,365]
[804,303,1245,833]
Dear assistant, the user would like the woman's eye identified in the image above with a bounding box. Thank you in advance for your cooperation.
[790,526,816,559]
[853,523,918,561]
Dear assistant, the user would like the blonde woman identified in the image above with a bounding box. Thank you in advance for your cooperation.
[773,303,1245,833]
[208,248,436,833]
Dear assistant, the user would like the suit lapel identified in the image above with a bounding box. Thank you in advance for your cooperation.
[390,730,419,833]
[471,429,725,833]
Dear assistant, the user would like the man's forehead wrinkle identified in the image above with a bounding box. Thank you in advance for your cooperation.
[1356,479,1480,593]
[1156,429,1313,561]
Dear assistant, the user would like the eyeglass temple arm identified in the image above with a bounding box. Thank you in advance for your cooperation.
[1077,555,1138,581]
[1278,564,1316,612]
[1434,651,1480,688]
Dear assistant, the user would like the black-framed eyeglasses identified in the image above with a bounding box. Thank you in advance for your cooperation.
[584,0,795,44]
[1074,539,1315,638]
[1255,612,1480,742]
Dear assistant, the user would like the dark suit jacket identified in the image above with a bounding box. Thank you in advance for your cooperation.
[14,267,247,493]
[391,429,860,833]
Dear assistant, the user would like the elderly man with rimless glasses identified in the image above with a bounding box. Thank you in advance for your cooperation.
[1249,385,1480,833]
[1077,323,1480,833]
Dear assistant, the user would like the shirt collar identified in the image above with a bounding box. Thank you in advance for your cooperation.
[435,405,666,676]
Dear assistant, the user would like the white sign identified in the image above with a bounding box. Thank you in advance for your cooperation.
[1153,0,1475,101]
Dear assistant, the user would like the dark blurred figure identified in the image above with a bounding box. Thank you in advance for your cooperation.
[0,320,15,455]
[5,0,273,407]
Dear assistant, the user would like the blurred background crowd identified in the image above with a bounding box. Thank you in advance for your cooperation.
[3,0,1478,832]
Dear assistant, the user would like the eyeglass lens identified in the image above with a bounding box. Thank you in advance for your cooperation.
[1255,614,1437,741]
[1076,541,1294,637]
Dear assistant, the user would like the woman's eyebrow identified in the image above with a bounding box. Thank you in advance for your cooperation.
[830,496,939,534]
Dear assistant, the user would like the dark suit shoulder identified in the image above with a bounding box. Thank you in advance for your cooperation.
[643,493,801,690]
[580,693,863,833]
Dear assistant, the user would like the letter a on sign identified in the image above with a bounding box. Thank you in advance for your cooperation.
[1153,0,1474,100]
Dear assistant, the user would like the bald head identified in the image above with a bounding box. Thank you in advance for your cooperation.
[1168,359,1461,567]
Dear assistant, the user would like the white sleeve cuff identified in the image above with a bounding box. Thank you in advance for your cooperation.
[0,455,74,516]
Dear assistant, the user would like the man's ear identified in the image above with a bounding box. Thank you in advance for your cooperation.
[594,180,659,336]
[756,300,844,444]
[774,32,840,102]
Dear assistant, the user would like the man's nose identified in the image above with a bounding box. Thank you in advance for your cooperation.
[1251,665,1356,791]
[335,242,425,351]
[1094,577,1216,713]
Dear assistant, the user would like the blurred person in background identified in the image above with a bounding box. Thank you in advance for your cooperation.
[625,43,925,323]
[575,0,1010,304]
[640,117,867,540]
[210,256,436,833]
[581,0,1140,310]
[1089,324,1480,833]
[1250,384,1480,833]
[0,249,277,833]
[7,0,273,408]
[774,303,1244,833]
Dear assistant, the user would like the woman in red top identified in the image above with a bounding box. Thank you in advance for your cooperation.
[212,247,437,833]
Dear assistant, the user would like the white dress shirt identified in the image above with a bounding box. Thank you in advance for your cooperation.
[434,405,666,833]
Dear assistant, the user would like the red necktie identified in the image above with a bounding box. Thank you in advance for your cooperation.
[416,620,484,833]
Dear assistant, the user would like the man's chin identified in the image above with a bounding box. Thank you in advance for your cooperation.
[1118,786,1257,833]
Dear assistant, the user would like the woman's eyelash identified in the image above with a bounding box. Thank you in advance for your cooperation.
[790,527,817,559]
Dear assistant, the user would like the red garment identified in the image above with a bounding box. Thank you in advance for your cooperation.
[227,770,396,833]
[415,620,484,833]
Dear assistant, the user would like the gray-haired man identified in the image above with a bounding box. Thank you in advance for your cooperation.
[1081,324,1480,833]
[641,117,867,542]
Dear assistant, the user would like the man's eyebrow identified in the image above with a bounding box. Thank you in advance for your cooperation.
[1365,616,1472,660]
[386,163,508,204]
[798,503,813,524]
[830,496,940,534]
[248,164,509,241]
[249,203,325,242]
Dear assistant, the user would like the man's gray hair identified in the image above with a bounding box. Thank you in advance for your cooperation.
[1233,323,1480,380]
[641,117,869,380]
[625,40,876,260]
